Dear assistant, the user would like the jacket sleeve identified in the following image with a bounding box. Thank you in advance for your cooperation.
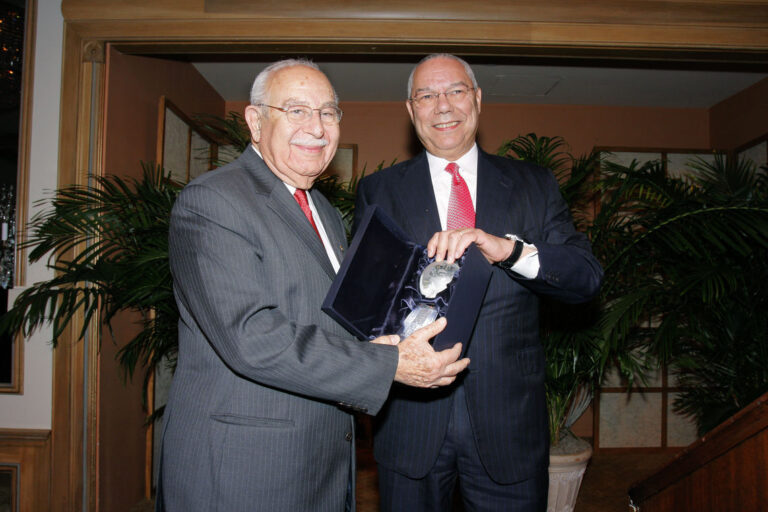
[506,168,603,304]
[169,181,398,415]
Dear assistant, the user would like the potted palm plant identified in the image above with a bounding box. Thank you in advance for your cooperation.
[498,133,768,511]
[593,154,768,437]
[0,164,182,398]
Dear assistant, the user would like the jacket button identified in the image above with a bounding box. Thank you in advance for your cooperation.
[345,432,353,442]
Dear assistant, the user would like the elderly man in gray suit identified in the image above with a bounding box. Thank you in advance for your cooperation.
[156,59,470,512]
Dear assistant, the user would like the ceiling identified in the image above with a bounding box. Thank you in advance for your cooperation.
[192,60,768,109]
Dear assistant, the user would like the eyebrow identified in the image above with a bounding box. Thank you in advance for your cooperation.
[413,81,470,94]
[281,97,339,108]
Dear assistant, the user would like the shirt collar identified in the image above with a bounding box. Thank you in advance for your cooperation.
[425,143,478,178]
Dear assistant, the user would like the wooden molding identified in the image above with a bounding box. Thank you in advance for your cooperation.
[83,39,105,63]
[61,0,768,27]
[0,429,50,443]
[0,429,51,512]
[14,0,37,288]
[57,0,768,57]
[50,20,106,512]
[64,20,768,54]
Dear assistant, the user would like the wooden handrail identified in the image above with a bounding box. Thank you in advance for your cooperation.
[629,391,768,509]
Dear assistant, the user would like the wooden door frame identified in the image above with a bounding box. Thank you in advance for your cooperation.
[53,5,768,509]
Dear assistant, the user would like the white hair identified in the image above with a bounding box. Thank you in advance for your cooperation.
[406,54,479,98]
[249,59,339,108]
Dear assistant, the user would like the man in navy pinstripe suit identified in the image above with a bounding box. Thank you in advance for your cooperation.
[157,59,469,512]
[355,54,603,511]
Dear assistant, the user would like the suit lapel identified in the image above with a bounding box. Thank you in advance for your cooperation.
[242,149,337,279]
[395,152,442,243]
[313,194,347,264]
[475,149,522,237]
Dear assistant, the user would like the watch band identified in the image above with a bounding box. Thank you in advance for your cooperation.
[497,238,524,271]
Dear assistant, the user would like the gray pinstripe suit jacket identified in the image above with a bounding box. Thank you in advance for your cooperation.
[157,148,398,512]
[355,149,603,485]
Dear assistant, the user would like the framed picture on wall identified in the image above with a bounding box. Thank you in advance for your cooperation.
[156,96,217,184]
[0,332,22,394]
[0,466,16,512]
[325,143,358,183]
[0,0,34,396]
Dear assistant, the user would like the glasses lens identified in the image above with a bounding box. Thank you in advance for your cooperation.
[319,107,342,124]
[412,88,471,108]
[285,106,312,123]
[447,88,468,100]
[414,93,436,107]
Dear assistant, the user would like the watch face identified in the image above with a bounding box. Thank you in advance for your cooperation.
[505,233,531,245]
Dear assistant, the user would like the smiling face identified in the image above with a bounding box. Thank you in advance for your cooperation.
[406,57,482,161]
[245,65,340,189]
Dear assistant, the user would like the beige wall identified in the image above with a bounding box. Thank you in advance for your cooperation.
[229,75,768,174]
[227,99,713,173]
[105,50,225,176]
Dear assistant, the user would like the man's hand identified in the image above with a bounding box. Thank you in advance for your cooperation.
[427,228,532,265]
[372,317,470,388]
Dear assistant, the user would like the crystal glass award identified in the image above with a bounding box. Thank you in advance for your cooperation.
[398,259,460,339]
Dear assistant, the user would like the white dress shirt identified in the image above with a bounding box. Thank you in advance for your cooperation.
[425,144,540,279]
[253,146,341,272]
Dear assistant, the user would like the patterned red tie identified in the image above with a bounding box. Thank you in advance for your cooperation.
[445,162,475,229]
[294,189,322,240]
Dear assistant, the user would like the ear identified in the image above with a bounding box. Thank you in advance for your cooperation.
[244,105,263,143]
[475,87,482,114]
[405,99,415,123]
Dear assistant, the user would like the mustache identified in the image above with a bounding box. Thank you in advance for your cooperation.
[290,138,329,147]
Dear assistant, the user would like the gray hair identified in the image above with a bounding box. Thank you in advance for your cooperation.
[406,54,479,98]
[249,58,339,108]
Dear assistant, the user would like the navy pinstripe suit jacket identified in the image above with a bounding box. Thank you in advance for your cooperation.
[354,148,603,484]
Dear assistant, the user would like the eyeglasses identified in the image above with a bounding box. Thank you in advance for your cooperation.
[409,87,476,109]
[257,104,343,125]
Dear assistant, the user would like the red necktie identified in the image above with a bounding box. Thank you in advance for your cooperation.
[294,189,322,240]
[445,162,475,229]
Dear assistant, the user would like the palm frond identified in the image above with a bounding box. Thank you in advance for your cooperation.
[1,163,181,395]
[502,133,768,442]
[496,133,572,173]
[193,111,250,153]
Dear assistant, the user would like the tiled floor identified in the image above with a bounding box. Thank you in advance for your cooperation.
[356,445,677,511]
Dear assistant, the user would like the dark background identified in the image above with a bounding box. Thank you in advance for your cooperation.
[0,0,26,384]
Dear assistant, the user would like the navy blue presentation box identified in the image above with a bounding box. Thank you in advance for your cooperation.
[322,205,492,354]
